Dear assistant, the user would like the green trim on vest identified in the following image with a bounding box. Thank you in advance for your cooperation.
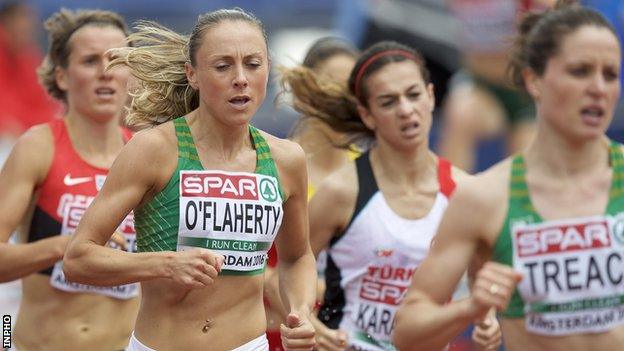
[135,117,285,254]
[492,141,624,318]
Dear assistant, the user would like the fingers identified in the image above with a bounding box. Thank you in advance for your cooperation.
[171,249,223,289]
[316,329,348,351]
[280,325,316,351]
[194,263,218,285]
[472,262,522,312]
[214,254,224,272]
[197,249,224,273]
[281,314,316,351]
[472,310,502,351]
[286,313,301,328]
[107,231,127,250]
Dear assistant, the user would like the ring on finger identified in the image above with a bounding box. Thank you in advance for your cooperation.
[489,283,500,295]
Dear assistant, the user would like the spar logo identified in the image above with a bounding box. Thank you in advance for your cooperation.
[259,178,278,202]
[515,219,611,257]
[360,277,408,305]
[182,172,259,200]
[613,218,624,245]
[359,265,415,305]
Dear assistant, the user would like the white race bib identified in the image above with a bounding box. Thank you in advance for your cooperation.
[512,214,624,335]
[178,171,283,274]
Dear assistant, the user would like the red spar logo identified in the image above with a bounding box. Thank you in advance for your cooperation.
[181,172,258,200]
[515,220,610,257]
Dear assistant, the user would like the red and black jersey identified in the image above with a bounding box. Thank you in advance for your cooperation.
[28,119,133,275]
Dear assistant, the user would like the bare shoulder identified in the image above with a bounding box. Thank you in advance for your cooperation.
[111,122,178,189]
[449,165,469,183]
[450,159,513,241]
[129,122,177,148]
[120,122,178,172]
[317,159,358,206]
[257,131,306,200]
[261,131,306,169]
[5,124,55,181]
[12,124,54,157]
[310,160,358,232]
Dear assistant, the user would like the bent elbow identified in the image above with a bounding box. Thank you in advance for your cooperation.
[62,252,87,284]
[62,256,78,282]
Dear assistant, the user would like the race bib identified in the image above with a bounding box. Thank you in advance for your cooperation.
[177,171,283,275]
[512,214,624,335]
[348,248,414,351]
[50,195,139,300]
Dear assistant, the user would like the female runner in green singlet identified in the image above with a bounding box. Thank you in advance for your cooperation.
[63,8,317,351]
[393,1,624,351]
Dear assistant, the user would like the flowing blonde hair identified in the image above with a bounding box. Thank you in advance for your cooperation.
[108,8,267,128]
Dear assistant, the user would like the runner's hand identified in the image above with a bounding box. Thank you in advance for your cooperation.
[310,314,347,351]
[165,248,224,289]
[472,315,502,351]
[469,262,522,318]
[106,230,127,251]
[281,313,316,351]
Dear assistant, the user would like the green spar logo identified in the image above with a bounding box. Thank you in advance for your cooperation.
[613,218,624,245]
[259,178,278,202]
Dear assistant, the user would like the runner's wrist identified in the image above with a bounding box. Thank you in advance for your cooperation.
[156,251,177,280]
[39,235,66,260]
[458,297,487,322]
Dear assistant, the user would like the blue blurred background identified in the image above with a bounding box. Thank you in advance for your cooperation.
[0,1,623,350]
[3,0,623,171]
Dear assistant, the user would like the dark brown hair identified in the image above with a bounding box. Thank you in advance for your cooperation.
[281,41,430,147]
[302,36,359,70]
[509,0,617,90]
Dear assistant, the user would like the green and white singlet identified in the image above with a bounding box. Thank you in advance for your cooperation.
[135,117,285,275]
[492,141,624,336]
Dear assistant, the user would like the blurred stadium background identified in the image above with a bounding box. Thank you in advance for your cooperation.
[0,1,622,350]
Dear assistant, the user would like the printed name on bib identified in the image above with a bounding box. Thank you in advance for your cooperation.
[178,171,283,275]
[353,249,414,349]
[512,215,624,335]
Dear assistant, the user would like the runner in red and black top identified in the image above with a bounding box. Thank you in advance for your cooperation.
[0,9,139,351]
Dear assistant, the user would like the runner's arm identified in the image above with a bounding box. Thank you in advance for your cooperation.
[63,130,177,286]
[393,177,519,351]
[273,141,317,317]
[308,163,357,258]
[0,126,68,282]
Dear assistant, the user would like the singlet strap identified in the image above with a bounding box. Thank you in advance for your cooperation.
[121,127,133,143]
[437,157,456,197]
[342,151,379,231]
[48,119,65,143]
[509,154,536,213]
[609,141,624,200]
[249,125,286,201]
[173,117,200,162]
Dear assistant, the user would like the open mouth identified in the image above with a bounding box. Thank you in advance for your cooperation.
[228,95,251,106]
[95,87,115,98]
[400,122,420,133]
[581,106,604,126]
